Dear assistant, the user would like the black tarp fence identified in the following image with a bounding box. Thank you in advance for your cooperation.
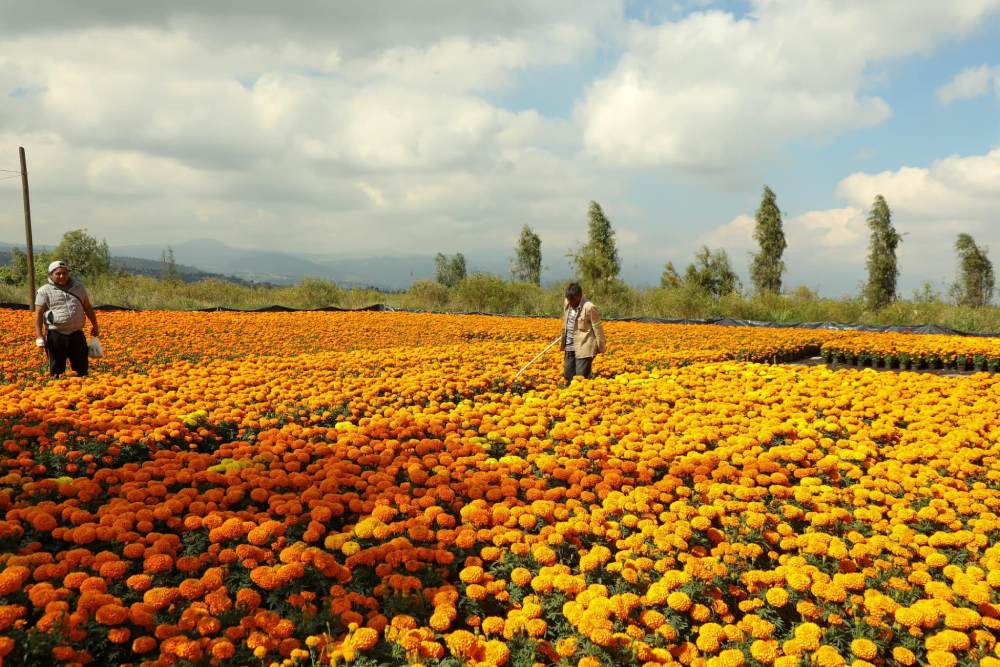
[2,301,998,338]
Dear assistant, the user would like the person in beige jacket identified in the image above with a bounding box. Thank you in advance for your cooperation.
[559,282,606,382]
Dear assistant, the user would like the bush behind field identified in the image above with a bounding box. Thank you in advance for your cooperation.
[5,273,1000,333]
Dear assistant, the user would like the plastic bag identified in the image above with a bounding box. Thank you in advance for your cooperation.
[88,337,104,358]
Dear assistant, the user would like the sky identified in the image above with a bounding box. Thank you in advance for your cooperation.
[1,0,999,295]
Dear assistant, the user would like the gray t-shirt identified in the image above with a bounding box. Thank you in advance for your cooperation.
[36,280,89,334]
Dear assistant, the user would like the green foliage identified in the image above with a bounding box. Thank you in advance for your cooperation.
[864,194,902,309]
[5,247,53,288]
[952,233,994,308]
[572,201,620,286]
[750,185,787,294]
[660,261,683,289]
[684,246,741,299]
[53,228,112,279]
[453,274,547,314]
[434,252,467,288]
[512,225,542,286]
[7,264,1000,335]
[401,280,451,311]
[291,277,345,308]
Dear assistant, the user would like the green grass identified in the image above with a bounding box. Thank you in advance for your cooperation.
[4,274,1000,334]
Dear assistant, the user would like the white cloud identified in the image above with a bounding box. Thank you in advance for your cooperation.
[701,147,1000,291]
[580,0,1000,170]
[0,5,619,255]
[937,64,1000,103]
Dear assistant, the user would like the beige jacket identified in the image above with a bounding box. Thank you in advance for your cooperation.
[559,299,606,358]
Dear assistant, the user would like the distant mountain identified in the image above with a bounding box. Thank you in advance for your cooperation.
[113,239,524,289]
[0,242,256,285]
[3,238,661,290]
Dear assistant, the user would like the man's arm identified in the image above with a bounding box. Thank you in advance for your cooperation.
[82,296,100,337]
[590,304,606,354]
[34,305,47,343]
[558,299,568,351]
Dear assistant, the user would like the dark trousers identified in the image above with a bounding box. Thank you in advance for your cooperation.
[46,330,88,376]
[563,351,593,382]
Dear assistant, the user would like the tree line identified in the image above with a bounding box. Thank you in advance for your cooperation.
[433,189,993,309]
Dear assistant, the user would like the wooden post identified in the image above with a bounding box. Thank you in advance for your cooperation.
[19,147,35,307]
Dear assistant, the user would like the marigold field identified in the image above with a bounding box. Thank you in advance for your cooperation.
[1,309,999,667]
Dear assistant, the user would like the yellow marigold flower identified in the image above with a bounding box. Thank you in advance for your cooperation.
[691,516,711,531]
[350,628,379,651]
[667,590,692,612]
[793,623,822,651]
[765,587,789,607]
[926,650,957,667]
[525,618,546,638]
[691,603,712,622]
[510,567,532,587]
[944,607,981,630]
[444,630,476,658]
[812,645,846,667]
[714,648,745,667]
[480,616,504,636]
[850,638,877,660]
[640,609,665,630]
[459,565,484,584]
[428,612,452,632]
[891,647,916,666]
[696,623,724,653]
[556,637,578,658]
[925,629,970,652]
[786,571,811,592]
[750,640,778,664]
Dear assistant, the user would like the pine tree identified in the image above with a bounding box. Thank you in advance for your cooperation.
[952,233,994,308]
[572,201,621,287]
[750,186,786,294]
[864,195,902,309]
[511,225,542,285]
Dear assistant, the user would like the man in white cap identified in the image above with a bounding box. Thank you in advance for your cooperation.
[34,260,100,376]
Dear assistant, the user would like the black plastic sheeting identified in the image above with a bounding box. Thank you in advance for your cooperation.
[3,301,998,338]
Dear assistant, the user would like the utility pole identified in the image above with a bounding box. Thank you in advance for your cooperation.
[19,147,35,307]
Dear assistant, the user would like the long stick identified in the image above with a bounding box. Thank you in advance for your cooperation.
[514,335,561,381]
[19,147,35,307]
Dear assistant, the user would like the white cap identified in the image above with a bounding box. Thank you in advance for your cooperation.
[48,260,68,274]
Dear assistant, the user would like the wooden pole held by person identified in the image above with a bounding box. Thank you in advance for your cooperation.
[19,147,35,307]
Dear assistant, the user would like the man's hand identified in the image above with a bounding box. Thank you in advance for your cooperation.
[35,338,46,348]
[91,325,100,338]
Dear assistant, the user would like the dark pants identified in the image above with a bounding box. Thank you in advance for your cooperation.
[563,351,593,382]
[46,330,88,376]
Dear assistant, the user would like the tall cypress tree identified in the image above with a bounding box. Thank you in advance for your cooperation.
[573,201,621,286]
[953,233,994,308]
[512,225,542,286]
[750,186,786,294]
[864,195,902,309]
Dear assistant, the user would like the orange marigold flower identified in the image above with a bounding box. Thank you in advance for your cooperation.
[132,636,158,654]
[94,604,128,626]
[143,587,179,611]
[0,566,30,596]
[108,628,131,644]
